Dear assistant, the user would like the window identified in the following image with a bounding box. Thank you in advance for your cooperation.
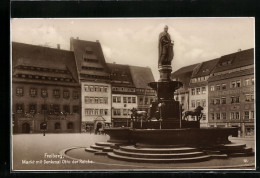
[196,88,201,95]
[222,84,226,90]
[53,89,60,98]
[231,96,235,103]
[29,104,37,114]
[202,100,206,107]
[104,87,108,92]
[251,94,254,101]
[196,100,201,107]
[16,87,23,96]
[63,105,70,113]
[202,87,206,94]
[16,104,23,113]
[123,97,127,103]
[113,96,117,103]
[235,96,240,103]
[123,109,128,116]
[132,97,136,103]
[63,90,70,99]
[41,89,48,98]
[113,109,121,116]
[222,113,226,120]
[30,88,37,97]
[191,89,195,95]
[210,99,214,105]
[95,98,99,103]
[244,111,249,120]
[145,97,149,105]
[251,111,254,119]
[139,97,144,105]
[94,86,99,92]
[235,112,240,120]
[104,97,108,104]
[73,91,79,99]
[215,99,220,105]
[95,109,99,115]
[55,122,61,130]
[67,122,74,129]
[211,113,214,120]
[230,112,235,120]
[245,94,250,102]
[104,109,108,115]
[231,81,236,88]
[128,97,132,103]
[117,97,121,103]
[216,113,220,120]
[221,97,226,104]
[73,105,79,114]
[191,100,195,108]
[90,86,94,92]
[84,86,89,92]
[53,104,60,114]
[236,81,241,87]
[210,86,214,91]
[216,85,221,91]
[150,98,153,104]
[85,109,91,115]
[245,79,250,86]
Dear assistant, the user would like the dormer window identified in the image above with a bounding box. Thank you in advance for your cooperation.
[85,47,93,54]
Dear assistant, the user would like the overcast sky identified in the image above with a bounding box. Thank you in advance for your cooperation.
[11,18,254,80]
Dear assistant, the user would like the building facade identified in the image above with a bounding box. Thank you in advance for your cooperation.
[208,49,254,137]
[172,64,199,114]
[107,63,137,127]
[70,38,112,133]
[129,66,156,114]
[12,42,81,133]
[188,59,219,127]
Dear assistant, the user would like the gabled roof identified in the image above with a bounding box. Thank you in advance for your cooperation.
[107,63,135,87]
[12,42,79,85]
[212,48,254,73]
[191,58,220,78]
[172,63,199,77]
[70,38,110,81]
[129,65,155,89]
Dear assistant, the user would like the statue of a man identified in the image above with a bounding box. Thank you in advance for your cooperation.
[158,25,174,67]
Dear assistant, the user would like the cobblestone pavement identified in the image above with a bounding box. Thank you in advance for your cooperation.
[12,133,255,171]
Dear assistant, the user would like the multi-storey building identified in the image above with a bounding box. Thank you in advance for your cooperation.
[189,58,220,127]
[208,49,254,137]
[171,63,199,113]
[70,38,112,133]
[129,66,156,114]
[12,42,81,133]
[107,63,137,127]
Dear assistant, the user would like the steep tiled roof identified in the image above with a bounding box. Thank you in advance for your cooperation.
[208,68,254,82]
[70,38,110,81]
[191,58,220,78]
[12,42,79,85]
[129,66,155,89]
[172,63,199,77]
[107,63,135,87]
[212,48,254,74]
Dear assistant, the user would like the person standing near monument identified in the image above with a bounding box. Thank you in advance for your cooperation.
[158,25,174,67]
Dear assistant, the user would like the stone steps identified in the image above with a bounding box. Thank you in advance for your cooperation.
[120,145,199,154]
[85,147,99,153]
[107,152,211,163]
[90,145,105,150]
[113,149,205,158]
[95,142,115,147]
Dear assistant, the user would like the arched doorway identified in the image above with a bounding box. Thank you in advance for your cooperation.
[22,123,30,133]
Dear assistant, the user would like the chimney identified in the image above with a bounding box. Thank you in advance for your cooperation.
[238,49,242,52]
[96,40,100,43]
[57,44,60,49]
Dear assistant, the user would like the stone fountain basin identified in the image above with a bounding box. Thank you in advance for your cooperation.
[104,127,238,147]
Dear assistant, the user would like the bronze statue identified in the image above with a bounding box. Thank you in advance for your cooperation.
[158,25,174,67]
[183,106,204,122]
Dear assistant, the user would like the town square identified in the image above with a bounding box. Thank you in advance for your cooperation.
[11,18,255,171]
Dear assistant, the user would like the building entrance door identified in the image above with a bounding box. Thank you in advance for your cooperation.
[22,123,30,133]
[96,123,103,134]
